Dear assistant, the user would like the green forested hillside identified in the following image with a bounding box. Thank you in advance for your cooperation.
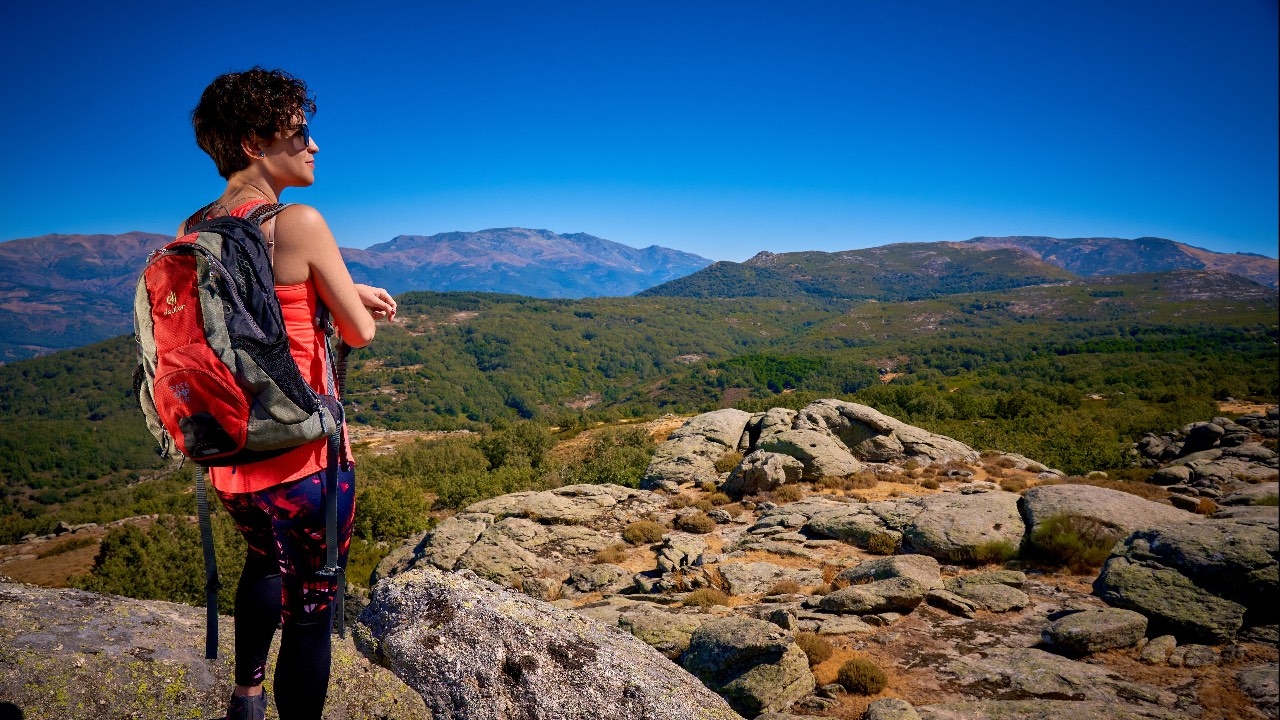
[0,271,1275,542]
[640,243,1079,301]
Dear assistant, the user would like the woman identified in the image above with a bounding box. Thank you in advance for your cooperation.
[185,67,396,720]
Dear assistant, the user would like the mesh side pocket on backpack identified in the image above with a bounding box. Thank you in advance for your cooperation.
[235,335,321,414]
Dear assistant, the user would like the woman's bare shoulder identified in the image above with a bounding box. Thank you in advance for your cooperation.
[275,203,327,230]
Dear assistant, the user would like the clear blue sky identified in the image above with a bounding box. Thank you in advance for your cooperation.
[1,0,1276,261]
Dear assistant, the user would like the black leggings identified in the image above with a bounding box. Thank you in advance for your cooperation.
[217,466,355,720]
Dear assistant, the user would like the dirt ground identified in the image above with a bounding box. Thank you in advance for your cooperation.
[1217,400,1275,416]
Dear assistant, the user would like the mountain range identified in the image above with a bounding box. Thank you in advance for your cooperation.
[0,228,711,362]
[341,228,711,298]
[0,229,1274,362]
[641,237,1278,302]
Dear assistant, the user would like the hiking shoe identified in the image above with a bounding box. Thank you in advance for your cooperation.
[225,690,269,720]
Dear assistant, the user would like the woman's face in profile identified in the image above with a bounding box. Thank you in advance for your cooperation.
[263,115,318,187]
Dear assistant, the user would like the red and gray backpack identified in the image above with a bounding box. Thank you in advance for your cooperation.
[133,202,348,657]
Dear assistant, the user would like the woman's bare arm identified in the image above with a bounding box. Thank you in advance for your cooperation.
[271,205,378,347]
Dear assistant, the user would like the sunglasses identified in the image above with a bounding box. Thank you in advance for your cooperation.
[291,123,311,147]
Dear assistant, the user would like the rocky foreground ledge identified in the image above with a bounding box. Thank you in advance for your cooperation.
[359,401,1277,719]
[0,579,428,719]
[2,401,1276,719]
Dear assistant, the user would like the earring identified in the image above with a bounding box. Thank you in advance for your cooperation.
[258,151,266,158]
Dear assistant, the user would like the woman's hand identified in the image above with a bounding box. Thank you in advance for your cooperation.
[355,284,397,321]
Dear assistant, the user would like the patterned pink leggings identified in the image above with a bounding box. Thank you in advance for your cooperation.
[216,466,355,720]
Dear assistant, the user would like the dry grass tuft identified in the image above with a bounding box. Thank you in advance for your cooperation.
[675,512,717,534]
[714,450,744,473]
[683,587,729,608]
[795,632,833,667]
[765,579,802,596]
[837,656,887,694]
[622,520,667,545]
[593,543,629,564]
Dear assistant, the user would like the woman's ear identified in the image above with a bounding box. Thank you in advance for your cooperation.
[241,134,266,160]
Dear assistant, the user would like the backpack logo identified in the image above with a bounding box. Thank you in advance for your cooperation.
[163,290,186,316]
[169,381,191,404]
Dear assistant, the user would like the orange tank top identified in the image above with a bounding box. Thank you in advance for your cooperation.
[198,201,352,494]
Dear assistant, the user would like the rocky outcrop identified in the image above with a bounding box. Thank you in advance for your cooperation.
[937,648,1179,709]
[1094,517,1278,643]
[797,399,980,464]
[383,484,667,588]
[647,401,979,492]
[10,404,1280,720]
[0,580,426,720]
[903,490,1024,562]
[351,404,1280,718]
[643,409,753,490]
[1133,411,1280,512]
[355,565,743,720]
[757,429,862,480]
[680,617,815,717]
[1043,608,1149,656]
[724,451,806,496]
[1019,484,1189,537]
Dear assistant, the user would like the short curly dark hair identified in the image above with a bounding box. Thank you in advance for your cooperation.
[192,67,316,179]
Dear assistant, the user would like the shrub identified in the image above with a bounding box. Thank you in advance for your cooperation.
[692,498,715,513]
[675,512,717,534]
[956,540,1020,566]
[794,632,832,667]
[920,478,940,490]
[837,657,887,694]
[1194,498,1219,515]
[849,471,879,489]
[622,520,667,545]
[1039,475,1167,502]
[477,421,552,470]
[817,476,846,491]
[820,563,843,584]
[668,494,692,509]
[714,450,744,473]
[36,535,96,558]
[556,427,656,488]
[708,492,732,506]
[356,476,433,541]
[773,484,805,503]
[683,587,729,608]
[346,537,392,589]
[865,532,899,555]
[593,543,629,564]
[766,579,801,596]
[1026,513,1124,574]
[999,476,1027,493]
[74,514,245,611]
[699,481,718,493]
[1257,494,1279,506]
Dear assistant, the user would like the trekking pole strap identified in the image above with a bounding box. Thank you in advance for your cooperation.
[320,430,346,638]
[195,464,219,660]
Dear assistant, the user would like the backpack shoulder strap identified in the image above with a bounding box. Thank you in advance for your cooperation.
[245,202,291,224]
[243,203,293,264]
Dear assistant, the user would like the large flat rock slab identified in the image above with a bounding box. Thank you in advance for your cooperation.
[0,581,426,720]
[904,490,1024,563]
[356,566,744,720]
[1019,484,1190,536]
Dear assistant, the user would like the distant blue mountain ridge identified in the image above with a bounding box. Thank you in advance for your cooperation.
[0,229,1274,362]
